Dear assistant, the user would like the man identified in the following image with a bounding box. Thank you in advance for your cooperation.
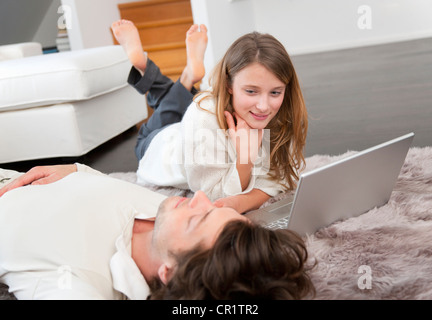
[0,164,314,299]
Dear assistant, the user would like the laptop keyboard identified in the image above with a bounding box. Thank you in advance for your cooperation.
[265,216,291,230]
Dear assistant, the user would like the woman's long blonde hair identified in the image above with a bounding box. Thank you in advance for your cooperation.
[198,32,308,190]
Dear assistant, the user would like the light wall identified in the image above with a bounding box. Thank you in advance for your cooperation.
[252,0,432,55]
[191,0,432,87]
[60,0,120,50]
[191,0,255,88]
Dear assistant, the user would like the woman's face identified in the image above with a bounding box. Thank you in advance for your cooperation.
[229,62,286,130]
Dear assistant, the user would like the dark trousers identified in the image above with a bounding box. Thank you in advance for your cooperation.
[127,59,198,159]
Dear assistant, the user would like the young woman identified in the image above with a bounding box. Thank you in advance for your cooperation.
[112,20,308,213]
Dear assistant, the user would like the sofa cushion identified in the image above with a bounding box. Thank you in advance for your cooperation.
[0,42,43,61]
[0,45,131,111]
[0,85,147,163]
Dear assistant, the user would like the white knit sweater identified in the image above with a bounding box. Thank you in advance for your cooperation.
[136,94,286,201]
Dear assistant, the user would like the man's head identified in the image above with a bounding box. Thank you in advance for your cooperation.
[151,190,249,284]
[148,191,315,299]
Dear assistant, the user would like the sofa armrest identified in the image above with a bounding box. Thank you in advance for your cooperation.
[0,42,43,61]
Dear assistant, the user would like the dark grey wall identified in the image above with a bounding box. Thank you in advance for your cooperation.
[0,0,58,47]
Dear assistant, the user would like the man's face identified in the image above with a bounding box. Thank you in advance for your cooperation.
[152,191,247,260]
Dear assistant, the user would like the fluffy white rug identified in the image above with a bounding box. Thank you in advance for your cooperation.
[1,146,431,300]
[306,147,432,299]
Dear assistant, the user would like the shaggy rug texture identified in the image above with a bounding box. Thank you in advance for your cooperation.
[1,146,431,300]
[306,147,432,299]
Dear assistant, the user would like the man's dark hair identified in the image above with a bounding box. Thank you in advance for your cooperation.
[148,220,315,299]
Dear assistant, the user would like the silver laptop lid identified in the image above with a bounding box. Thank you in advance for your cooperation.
[287,132,414,235]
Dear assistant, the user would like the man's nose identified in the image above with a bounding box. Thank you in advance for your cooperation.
[189,190,212,209]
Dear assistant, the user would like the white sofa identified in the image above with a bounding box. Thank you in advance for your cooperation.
[0,43,147,164]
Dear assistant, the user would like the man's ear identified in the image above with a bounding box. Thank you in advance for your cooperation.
[158,263,174,285]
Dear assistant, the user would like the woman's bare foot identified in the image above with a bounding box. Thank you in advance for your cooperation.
[111,19,148,75]
[180,24,208,91]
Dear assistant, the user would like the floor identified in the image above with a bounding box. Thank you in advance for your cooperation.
[2,37,431,174]
[293,36,432,157]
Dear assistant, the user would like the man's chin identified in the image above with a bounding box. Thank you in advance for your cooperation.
[155,196,183,222]
[155,197,171,222]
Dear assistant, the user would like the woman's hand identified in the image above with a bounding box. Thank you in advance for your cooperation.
[224,111,263,165]
[213,189,270,214]
[0,164,77,197]
[225,111,264,191]
[213,196,241,212]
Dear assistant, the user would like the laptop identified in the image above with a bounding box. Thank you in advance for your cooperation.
[245,132,415,236]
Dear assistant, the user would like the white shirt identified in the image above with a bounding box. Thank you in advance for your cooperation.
[136,94,286,201]
[0,166,167,300]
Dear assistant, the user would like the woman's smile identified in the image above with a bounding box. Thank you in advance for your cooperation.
[250,111,269,121]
